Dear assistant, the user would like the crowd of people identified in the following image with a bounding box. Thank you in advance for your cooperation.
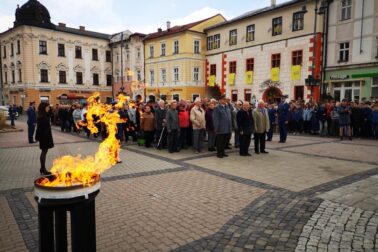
[38,95,378,159]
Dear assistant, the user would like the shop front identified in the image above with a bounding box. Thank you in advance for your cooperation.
[324,66,378,102]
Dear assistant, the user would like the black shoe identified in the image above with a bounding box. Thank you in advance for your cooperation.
[234,145,239,148]
[240,153,247,156]
[278,141,284,143]
[261,151,269,154]
[349,136,352,141]
[225,146,231,150]
[266,139,272,141]
[222,154,229,157]
[255,151,260,154]
[40,169,52,176]
[340,137,343,141]
[217,155,224,158]
[29,141,36,144]
[246,153,252,156]
[116,161,122,164]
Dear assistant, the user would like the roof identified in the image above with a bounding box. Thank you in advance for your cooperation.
[144,14,223,41]
[205,0,304,31]
[55,26,111,40]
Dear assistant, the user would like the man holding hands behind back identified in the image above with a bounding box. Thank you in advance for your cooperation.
[237,101,254,156]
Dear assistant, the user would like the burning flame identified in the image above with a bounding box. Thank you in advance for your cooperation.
[38,92,129,187]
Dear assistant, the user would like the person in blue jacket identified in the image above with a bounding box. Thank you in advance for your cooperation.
[27,101,37,143]
[267,103,276,141]
[277,96,289,143]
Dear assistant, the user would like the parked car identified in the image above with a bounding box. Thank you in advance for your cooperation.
[0,106,19,120]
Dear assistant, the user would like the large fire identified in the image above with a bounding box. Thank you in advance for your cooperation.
[37,92,128,187]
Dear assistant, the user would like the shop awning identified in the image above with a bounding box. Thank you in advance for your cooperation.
[351,73,378,78]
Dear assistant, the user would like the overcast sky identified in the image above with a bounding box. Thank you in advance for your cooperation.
[1,0,290,35]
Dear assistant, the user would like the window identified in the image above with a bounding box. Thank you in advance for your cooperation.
[292,50,303,65]
[173,67,179,81]
[246,58,254,71]
[194,40,200,54]
[272,17,282,36]
[58,43,65,57]
[116,53,119,62]
[150,70,154,84]
[210,64,216,75]
[173,41,179,54]
[244,89,252,102]
[161,69,166,82]
[372,77,378,98]
[93,73,99,85]
[231,90,238,102]
[214,34,220,49]
[76,72,83,84]
[10,43,14,56]
[18,69,22,82]
[106,50,111,62]
[92,49,98,60]
[272,53,281,68]
[4,72,7,84]
[229,29,237,45]
[3,46,6,58]
[375,37,378,58]
[40,69,48,82]
[339,42,349,62]
[39,40,47,54]
[341,0,352,20]
[192,94,199,102]
[75,46,82,58]
[207,36,214,50]
[17,40,20,54]
[173,94,180,102]
[161,43,166,56]
[58,71,66,83]
[229,61,236,73]
[106,75,112,86]
[126,52,130,60]
[137,48,141,59]
[137,70,141,81]
[193,67,199,81]
[246,25,255,42]
[293,12,304,31]
[149,45,154,58]
[11,70,15,83]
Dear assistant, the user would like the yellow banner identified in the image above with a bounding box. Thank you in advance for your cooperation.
[291,65,301,81]
[228,73,235,86]
[208,75,215,87]
[246,71,253,85]
[271,67,280,82]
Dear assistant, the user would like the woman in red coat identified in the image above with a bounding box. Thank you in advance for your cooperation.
[35,103,54,175]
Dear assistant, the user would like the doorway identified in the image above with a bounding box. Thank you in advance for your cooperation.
[332,82,360,101]
[294,86,304,100]
[262,87,282,104]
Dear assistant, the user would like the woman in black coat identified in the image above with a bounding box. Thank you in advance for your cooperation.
[35,103,54,175]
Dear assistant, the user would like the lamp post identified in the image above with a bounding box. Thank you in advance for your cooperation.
[120,32,125,94]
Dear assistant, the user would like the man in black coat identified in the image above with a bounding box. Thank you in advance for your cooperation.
[27,101,37,143]
[155,100,167,149]
[213,95,232,158]
[237,102,254,156]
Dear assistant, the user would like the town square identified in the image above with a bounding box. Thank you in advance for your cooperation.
[0,0,378,251]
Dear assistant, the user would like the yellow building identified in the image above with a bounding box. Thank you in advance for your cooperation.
[144,15,225,102]
[0,0,113,107]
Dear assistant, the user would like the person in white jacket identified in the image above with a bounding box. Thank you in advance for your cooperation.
[190,97,206,154]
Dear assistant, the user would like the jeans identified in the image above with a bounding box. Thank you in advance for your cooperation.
[192,129,204,152]
[319,120,327,136]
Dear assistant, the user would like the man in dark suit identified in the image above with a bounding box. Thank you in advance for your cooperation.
[237,101,254,156]
[278,96,289,143]
[213,95,232,158]
[27,101,37,143]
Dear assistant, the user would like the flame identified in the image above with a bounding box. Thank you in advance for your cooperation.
[38,92,128,187]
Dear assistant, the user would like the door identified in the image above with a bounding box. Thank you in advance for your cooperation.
[294,86,304,100]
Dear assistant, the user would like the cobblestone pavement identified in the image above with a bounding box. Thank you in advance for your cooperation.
[0,117,378,251]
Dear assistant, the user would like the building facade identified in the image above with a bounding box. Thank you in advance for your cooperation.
[143,15,226,102]
[204,0,324,103]
[0,0,113,107]
[324,0,378,101]
[110,31,146,102]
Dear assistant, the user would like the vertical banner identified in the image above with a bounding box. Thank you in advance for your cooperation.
[208,75,215,87]
[291,65,301,81]
[228,73,235,86]
[271,67,280,82]
[246,71,253,85]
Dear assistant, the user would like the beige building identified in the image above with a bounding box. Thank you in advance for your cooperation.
[0,0,113,107]
[110,31,146,102]
[204,0,324,102]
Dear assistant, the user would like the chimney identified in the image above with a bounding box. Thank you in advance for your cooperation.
[79,26,85,31]
[271,0,276,6]
[158,28,162,33]
[166,21,171,30]
[58,23,66,27]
